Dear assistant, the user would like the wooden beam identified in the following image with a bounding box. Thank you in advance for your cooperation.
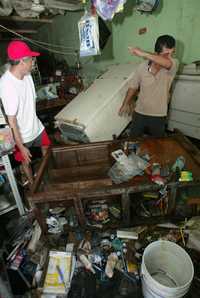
[46,178,113,191]
[0,29,38,34]
[30,147,51,194]
[0,16,53,24]
[49,163,110,182]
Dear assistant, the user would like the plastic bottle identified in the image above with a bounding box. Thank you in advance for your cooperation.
[79,254,95,274]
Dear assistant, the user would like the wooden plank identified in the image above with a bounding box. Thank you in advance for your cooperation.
[73,197,86,226]
[0,29,38,34]
[29,180,200,205]
[187,197,200,205]
[121,192,130,226]
[28,183,161,204]
[52,141,111,154]
[30,147,51,194]
[52,144,111,168]
[0,16,53,23]
[49,163,110,181]
[46,178,113,191]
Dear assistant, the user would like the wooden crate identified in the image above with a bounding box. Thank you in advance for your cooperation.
[28,132,200,229]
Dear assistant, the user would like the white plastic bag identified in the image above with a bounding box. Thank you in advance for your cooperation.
[78,13,100,57]
[93,0,126,21]
[0,127,15,156]
[108,151,149,184]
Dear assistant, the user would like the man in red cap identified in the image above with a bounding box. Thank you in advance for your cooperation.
[0,40,51,185]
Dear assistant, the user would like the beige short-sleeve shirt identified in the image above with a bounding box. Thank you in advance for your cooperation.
[130,58,179,116]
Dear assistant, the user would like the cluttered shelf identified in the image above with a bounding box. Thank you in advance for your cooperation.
[36,73,84,115]
[4,132,200,297]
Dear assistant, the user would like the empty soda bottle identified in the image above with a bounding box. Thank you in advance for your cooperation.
[172,156,185,172]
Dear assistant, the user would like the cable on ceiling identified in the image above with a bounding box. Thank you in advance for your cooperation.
[0,24,78,56]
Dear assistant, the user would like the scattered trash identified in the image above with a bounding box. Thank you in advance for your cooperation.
[150,174,165,186]
[105,252,118,278]
[79,254,96,274]
[66,207,79,228]
[86,201,109,223]
[49,207,66,215]
[151,163,161,176]
[2,136,199,297]
[123,141,139,154]
[108,149,149,184]
[186,217,200,252]
[109,205,121,219]
[117,229,138,240]
[179,171,193,182]
[36,83,59,100]
[172,156,185,172]
[46,216,62,234]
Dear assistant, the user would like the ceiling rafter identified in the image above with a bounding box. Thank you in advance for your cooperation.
[0,15,53,24]
[0,28,37,34]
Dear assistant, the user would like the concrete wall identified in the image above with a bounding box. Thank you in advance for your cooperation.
[112,0,200,64]
[36,0,200,81]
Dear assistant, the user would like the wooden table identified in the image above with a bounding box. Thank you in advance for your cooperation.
[28,132,200,229]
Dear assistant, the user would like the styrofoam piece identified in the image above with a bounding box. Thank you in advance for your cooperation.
[179,63,200,75]
[117,229,138,239]
[170,75,200,112]
[168,120,200,139]
[168,74,200,139]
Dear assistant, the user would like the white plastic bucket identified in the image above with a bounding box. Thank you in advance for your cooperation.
[141,240,194,298]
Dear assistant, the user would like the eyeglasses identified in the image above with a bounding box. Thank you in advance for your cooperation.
[22,56,36,63]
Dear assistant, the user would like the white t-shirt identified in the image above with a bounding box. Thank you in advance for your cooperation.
[0,70,44,143]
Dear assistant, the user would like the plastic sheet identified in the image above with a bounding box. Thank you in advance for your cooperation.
[0,127,15,156]
[78,13,100,57]
[108,152,149,184]
[93,0,127,21]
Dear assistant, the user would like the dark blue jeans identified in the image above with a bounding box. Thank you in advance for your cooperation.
[130,112,166,137]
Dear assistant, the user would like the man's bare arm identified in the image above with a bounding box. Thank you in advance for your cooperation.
[118,87,138,116]
[7,115,32,163]
[129,47,173,69]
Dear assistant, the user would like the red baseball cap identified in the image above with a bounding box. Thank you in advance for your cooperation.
[7,40,40,60]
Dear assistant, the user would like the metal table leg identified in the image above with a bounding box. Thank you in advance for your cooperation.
[2,154,25,216]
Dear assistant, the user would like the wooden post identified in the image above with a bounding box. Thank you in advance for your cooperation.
[121,192,130,226]
[73,197,86,226]
[168,185,177,214]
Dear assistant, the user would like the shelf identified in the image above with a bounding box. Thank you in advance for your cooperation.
[0,204,17,216]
